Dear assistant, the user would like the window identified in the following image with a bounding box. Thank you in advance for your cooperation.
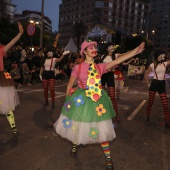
[108,18,112,22]
[109,2,113,8]
[95,1,104,8]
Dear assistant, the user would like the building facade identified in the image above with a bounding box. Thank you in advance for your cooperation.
[148,0,170,51]
[58,0,148,48]
[14,10,52,33]
[0,0,16,21]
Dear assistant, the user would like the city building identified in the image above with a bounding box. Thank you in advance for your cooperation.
[0,0,16,22]
[148,0,170,51]
[14,10,52,33]
[58,0,148,49]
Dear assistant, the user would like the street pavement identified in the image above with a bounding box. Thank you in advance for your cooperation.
[0,76,170,170]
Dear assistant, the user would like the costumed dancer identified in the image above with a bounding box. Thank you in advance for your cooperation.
[54,40,145,169]
[0,22,23,137]
[39,38,70,108]
[114,58,136,100]
[145,50,170,128]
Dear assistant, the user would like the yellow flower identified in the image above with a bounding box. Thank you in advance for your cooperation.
[96,104,106,116]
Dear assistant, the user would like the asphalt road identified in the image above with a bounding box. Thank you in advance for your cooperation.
[0,76,170,170]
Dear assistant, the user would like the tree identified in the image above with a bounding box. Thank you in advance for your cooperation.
[71,22,88,51]
[0,0,9,19]
[116,34,153,60]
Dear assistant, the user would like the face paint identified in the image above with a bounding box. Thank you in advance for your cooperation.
[107,45,114,52]
[47,51,53,58]
[86,45,98,56]
[158,54,165,63]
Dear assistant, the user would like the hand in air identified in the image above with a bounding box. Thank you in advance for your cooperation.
[18,22,24,35]
[134,42,145,55]
[63,50,70,55]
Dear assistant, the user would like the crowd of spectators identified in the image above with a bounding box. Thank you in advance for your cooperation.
[4,43,170,89]
[3,44,81,88]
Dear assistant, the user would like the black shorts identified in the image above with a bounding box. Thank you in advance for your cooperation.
[42,70,55,80]
[101,71,115,87]
[149,79,166,94]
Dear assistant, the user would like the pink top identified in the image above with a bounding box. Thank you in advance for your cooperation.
[71,62,107,88]
[0,47,6,71]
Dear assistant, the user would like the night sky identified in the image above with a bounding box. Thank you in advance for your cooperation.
[12,0,62,32]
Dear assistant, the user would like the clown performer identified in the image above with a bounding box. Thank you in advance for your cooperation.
[0,22,23,137]
[54,40,145,170]
[100,42,121,122]
[39,44,70,108]
[145,50,170,128]
[114,58,136,100]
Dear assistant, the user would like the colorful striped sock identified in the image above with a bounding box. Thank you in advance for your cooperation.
[101,141,111,159]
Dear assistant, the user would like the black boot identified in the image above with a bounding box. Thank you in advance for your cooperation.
[70,144,77,157]
[165,121,170,129]
[106,158,114,170]
[12,127,20,137]
[52,102,55,109]
[43,101,48,106]
[146,116,150,125]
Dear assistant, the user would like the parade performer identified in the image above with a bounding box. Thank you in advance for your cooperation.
[39,44,70,108]
[0,22,23,137]
[145,50,170,128]
[114,58,136,100]
[101,42,121,122]
[54,40,145,169]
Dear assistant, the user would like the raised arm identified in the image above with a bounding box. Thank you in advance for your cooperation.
[53,33,60,48]
[122,58,136,66]
[106,42,145,70]
[56,50,70,63]
[4,22,23,53]
[144,66,152,87]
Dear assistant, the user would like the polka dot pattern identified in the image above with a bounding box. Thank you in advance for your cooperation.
[85,62,102,102]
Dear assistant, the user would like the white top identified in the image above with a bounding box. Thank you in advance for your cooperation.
[103,54,118,71]
[44,58,56,71]
[150,61,167,80]
[103,54,118,63]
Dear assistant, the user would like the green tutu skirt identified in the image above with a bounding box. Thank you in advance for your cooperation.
[54,88,116,145]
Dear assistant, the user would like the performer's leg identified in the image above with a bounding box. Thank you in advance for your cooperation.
[116,88,120,100]
[159,93,170,128]
[49,79,55,107]
[108,86,120,123]
[71,143,77,157]
[101,141,114,170]
[146,91,156,124]
[6,111,19,136]
[42,79,49,106]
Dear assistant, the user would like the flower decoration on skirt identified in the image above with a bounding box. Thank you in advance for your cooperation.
[88,127,99,139]
[74,95,85,107]
[64,101,72,112]
[62,118,72,128]
[95,104,106,116]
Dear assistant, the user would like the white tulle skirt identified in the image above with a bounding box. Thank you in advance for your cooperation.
[0,86,20,115]
[54,114,116,145]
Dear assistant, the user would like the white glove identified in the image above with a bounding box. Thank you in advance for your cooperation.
[62,50,70,55]
[39,75,42,81]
